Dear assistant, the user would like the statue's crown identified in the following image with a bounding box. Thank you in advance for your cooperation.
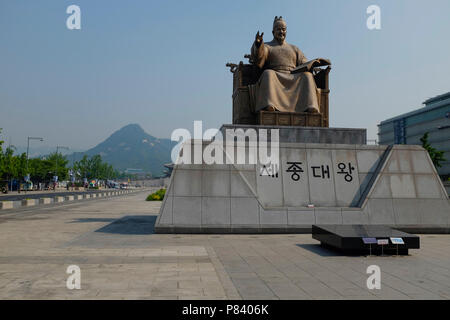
[273,16,285,26]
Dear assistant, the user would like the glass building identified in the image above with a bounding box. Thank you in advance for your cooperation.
[378,91,450,179]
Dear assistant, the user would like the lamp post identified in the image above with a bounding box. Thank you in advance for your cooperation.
[25,137,44,192]
[54,146,69,191]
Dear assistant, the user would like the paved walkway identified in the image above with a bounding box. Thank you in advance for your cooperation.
[0,191,449,300]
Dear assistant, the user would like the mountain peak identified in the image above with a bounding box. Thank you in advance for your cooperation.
[117,123,145,134]
[71,123,176,176]
[109,124,147,140]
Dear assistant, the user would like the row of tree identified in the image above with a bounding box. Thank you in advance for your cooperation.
[0,143,27,184]
[0,129,122,186]
[72,155,117,181]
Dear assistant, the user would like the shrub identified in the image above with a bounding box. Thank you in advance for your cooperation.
[146,188,166,201]
[420,132,446,168]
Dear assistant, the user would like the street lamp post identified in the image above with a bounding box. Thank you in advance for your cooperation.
[25,136,44,192]
[54,146,69,191]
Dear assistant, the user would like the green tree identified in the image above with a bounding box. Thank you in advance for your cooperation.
[0,129,77,186]
[420,132,446,168]
[72,154,116,181]
[0,128,4,179]
[0,130,28,191]
[89,155,102,179]
[0,130,25,183]
[1,146,18,182]
[45,152,69,181]
[74,155,91,179]
[29,157,50,182]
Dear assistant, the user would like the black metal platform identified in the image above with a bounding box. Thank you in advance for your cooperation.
[312,225,420,255]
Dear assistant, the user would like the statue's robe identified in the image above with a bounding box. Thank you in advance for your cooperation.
[249,39,319,113]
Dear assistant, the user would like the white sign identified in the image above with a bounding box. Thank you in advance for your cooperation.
[377,239,389,245]
[362,237,377,244]
[390,237,404,245]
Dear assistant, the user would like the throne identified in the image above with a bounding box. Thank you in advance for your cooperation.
[226,58,331,127]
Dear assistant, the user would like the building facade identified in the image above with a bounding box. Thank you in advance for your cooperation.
[378,91,450,179]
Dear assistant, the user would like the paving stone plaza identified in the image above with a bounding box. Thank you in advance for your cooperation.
[0,191,449,300]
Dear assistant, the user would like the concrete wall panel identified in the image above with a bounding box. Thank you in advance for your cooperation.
[306,149,336,206]
[230,197,259,225]
[281,147,310,206]
[370,175,392,198]
[418,199,449,225]
[392,199,421,225]
[390,174,416,198]
[411,150,435,174]
[287,208,315,225]
[332,149,361,206]
[342,207,370,225]
[367,199,395,224]
[158,196,173,225]
[259,206,288,225]
[314,208,343,224]
[231,170,256,197]
[356,150,383,173]
[256,163,283,207]
[202,170,230,197]
[173,196,201,225]
[173,170,202,196]
[202,197,231,226]
[415,174,445,199]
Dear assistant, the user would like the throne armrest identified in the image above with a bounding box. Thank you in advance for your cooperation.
[227,61,262,93]
[313,66,331,90]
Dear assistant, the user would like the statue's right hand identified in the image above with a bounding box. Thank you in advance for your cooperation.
[255,31,264,47]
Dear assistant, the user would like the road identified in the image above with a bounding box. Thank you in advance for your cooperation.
[0,189,127,201]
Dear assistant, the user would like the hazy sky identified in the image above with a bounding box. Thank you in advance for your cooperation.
[1,0,450,150]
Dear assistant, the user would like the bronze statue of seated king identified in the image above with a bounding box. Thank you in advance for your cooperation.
[227,16,331,127]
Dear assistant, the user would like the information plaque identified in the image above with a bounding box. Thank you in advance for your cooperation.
[390,237,405,245]
[362,237,377,244]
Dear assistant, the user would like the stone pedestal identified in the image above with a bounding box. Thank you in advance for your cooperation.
[155,127,449,234]
[220,124,366,144]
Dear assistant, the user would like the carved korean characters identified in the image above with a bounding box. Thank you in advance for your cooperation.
[256,147,361,207]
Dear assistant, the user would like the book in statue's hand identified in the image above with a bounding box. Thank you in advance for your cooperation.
[291,58,331,74]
